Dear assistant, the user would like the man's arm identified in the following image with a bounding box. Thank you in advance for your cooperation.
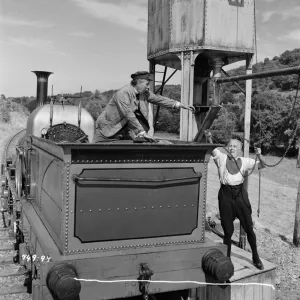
[254,147,266,169]
[146,91,195,113]
[205,130,219,157]
[244,148,266,171]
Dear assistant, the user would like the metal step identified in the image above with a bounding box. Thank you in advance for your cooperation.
[0,284,27,295]
[0,254,14,264]
[0,267,25,277]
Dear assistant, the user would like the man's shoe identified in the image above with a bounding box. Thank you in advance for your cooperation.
[253,258,264,270]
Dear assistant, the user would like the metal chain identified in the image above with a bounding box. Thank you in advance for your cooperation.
[257,91,262,218]
[261,75,300,167]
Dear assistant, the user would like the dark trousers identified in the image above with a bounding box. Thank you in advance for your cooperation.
[218,184,259,260]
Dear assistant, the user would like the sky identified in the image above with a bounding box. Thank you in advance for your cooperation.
[0,0,299,97]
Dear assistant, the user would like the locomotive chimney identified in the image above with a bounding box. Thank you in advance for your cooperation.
[32,71,53,108]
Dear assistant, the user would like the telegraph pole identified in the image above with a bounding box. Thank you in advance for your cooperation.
[293,145,300,247]
[239,54,254,249]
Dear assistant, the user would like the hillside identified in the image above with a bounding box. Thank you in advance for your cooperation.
[0,48,300,300]
[0,100,29,160]
[2,48,300,156]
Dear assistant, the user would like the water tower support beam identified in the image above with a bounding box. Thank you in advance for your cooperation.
[178,51,200,141]
[211,57,224,105]
[240,54,254,249]
[148,61,156,137]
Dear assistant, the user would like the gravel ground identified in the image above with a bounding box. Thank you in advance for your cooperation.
[212,209,300,300]
[255,229,300,300]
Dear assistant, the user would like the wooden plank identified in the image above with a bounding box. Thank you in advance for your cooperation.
[231,268,255,282]
[206,283,231,300]
[0,235,13,240]
[0,284,27,295]
[297,145,300,168]
[243,279,254,300]
[180,52,191,141]
[76,246,214,279]
[0,267,25,277]
[196,286,206,300]
[79,268,206,300]
[188,51,197,141]
[193,106,221,142]
[231,245,276,272]
[205,0,254,50]
[262,273,273,300]
[170,0,205,49]
[0,244,14,251]
[240,56,254,249]
[293,181,300,246]
[0,254,14,264]
[148,61,155,137]
[232,283,245,300]
[147,0,170,57]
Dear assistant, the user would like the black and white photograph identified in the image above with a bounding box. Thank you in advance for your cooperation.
[0,0,299,299]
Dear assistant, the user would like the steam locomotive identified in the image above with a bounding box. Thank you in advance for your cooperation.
[0,71,233,300]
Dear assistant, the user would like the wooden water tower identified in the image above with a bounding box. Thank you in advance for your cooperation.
[147,0,256,141]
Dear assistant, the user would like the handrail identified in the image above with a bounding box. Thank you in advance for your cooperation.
[72,174,202,183]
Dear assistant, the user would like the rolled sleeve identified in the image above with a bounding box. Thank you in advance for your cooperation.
[243,157,257,171]
[146,91,179,109]
[212,148,222,160]
[211,148,225,168]
[115,92,144,134]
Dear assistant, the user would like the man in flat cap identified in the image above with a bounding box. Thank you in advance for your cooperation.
[94,71,195,142]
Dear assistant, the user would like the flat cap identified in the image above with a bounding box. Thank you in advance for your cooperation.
[131,71,153,81]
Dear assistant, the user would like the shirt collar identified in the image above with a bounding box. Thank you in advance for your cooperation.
[131,85,138,94]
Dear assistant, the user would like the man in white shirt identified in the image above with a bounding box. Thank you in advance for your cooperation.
[207,135,265,270]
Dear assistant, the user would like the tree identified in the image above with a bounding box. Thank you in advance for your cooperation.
[250,91,297,153]
[210,107,238,144]
[84,100,104,120]
[221,91,235,104]
[94,89,101,99]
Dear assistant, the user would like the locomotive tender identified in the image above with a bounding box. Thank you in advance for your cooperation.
[0,71,233,300]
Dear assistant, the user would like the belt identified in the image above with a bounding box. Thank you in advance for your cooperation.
[221,183,243,190]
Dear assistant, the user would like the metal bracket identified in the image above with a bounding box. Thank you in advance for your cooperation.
[138,263,154,300]
[194,106,222,142]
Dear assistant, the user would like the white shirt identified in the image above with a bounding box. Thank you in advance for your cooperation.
[212,149,257,186]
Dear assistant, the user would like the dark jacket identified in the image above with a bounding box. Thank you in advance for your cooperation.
[95,84,179,139]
